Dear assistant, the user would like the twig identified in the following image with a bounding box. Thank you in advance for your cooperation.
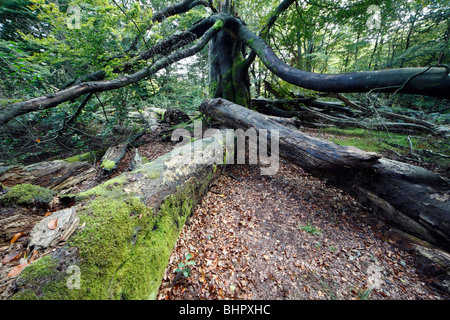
[111,0,150,51]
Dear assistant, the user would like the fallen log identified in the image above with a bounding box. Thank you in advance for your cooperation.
[0,160,96,192]
[252,98,441,135]
[8,135,226,300]
[199,98,450,251]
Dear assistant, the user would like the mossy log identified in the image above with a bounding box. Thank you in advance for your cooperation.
[200,98,450,251]
[0,160,96,192]
[9,136,226,300]
[0,184,57,246]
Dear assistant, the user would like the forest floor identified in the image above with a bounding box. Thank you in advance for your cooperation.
[1,127,449,300]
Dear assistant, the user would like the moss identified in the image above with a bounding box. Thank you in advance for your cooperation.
[74,174,129,202]
[13,181,204,299]
[63,150,106,164]
[112,187,196,299]
[13,255,62,300]
[213,19,224,31]
[12,144,220,300]
[100,160,116,170]
[0,183,56,206]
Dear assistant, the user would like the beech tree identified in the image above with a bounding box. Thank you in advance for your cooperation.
[1,0,450,300]
[0,0,449,126]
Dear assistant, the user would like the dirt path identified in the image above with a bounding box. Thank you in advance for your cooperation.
[157,159,448,300]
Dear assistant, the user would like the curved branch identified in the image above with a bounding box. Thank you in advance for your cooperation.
[245,0,295,68]
[237,22,450,98]
[64,0,210,88]
[0,24,219,126]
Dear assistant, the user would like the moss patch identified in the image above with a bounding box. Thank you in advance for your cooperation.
[0,183,56,206]
[213,19,224,31]
[100,160,116,171]
[63,150,106,164]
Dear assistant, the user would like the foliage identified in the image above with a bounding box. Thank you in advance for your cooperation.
[0,0,449,165]
[298,221,321,235]
[175,253,196,278]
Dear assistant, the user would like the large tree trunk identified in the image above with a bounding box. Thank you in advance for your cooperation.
[199,98,450,251]
[208,2,251,107]
[7,136,225,300]
[236,20,450,98]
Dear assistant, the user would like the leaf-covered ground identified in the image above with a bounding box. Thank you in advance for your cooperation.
[157,159,448,300]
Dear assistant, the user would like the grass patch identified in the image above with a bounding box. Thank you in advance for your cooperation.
[298,221,321,235]
[318,127,449,167]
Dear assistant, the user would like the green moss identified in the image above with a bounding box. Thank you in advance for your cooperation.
[74,174,129,202]
[63,150,106,164]
[13,255,62,300]
[213,19,224,31]
[100,160,116,170]
[12,145,220,300]
[0,183,56,206]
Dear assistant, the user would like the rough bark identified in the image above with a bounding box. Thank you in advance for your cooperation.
[8,135,226,300]
[199,98,450,251]
[0,207,42,247]
[208,10,251,107]
[0,160,96,192]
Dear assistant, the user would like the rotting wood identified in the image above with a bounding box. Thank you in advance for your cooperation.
[0,160,96,192]
[100,128,146,172]
[9,134,227,300]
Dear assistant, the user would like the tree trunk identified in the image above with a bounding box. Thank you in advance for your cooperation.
[8,136,226,300]
[237,21,450,98]
[199,98,450,251]
[208,2,251,107]
[0,160,97,192]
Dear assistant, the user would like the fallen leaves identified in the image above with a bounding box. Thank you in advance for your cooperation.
[157,161,446,300]
[6,251,38,278]
[10,232,24,245]
[7,263,28,278]
[47,219,58,230]
[2,251,22,265]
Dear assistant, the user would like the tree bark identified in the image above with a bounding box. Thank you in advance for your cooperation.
[208,4,251,107]
[199,98,450,251]
[0,160,96,192]
[237,21,450,98]
[8,135,226,300]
